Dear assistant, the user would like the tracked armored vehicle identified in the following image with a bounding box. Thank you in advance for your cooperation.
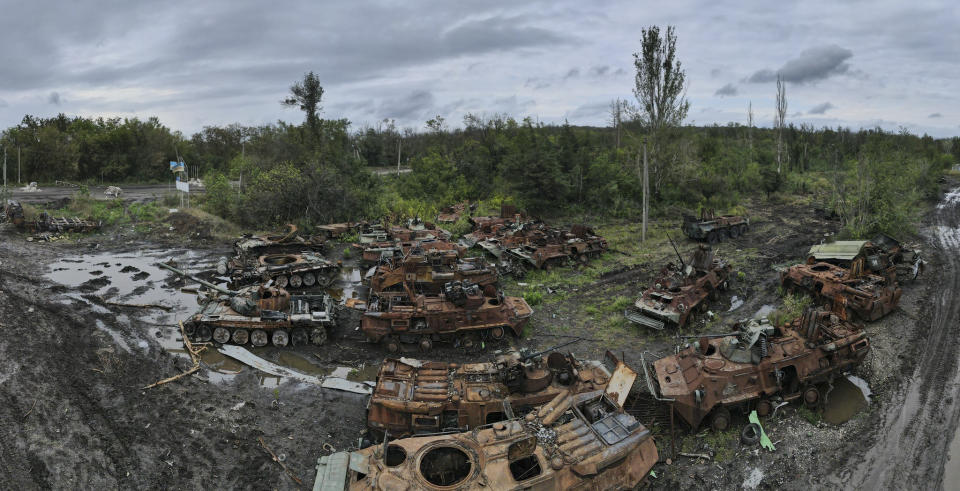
[362,280,532,352]
[366,347,637,439]
[367,249,498,295]
[314,390,659,490]
[780,261,901,321]
[682,209,749,243]
[225,252,340,290]
[625,242,731,329]
[642,308,870,430]
[159,263,335,347]
[2,200,24,227]
[360,239,465,265]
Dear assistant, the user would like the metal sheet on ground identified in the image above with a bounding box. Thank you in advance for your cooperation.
[218,345,373,394]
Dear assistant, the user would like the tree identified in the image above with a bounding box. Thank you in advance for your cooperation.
[775,74,787,174]
[282,71,324,135]
[632,25,689,239]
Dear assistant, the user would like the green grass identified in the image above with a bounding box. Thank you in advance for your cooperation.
[523,289,543,306]
[797,406,821,425]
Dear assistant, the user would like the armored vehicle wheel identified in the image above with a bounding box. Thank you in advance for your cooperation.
[729,226,740,238]
[291,328,309,346]
[276,275,289,288]
[710,407,731,432]
[213,327,231,344]
[232,328,250,345]
[310,328,327,346]
[707,231,719,244]
[739,224,748,236]
[302,272,316,287]
[251,329,269,347]
[803,386,821,408]
[756,399,773,417]
[271,329,289,347]
[216,257,229,275]
[289,274,303,288]
[383,337,400,353]
[741,423,761,445]
[184,323,197,337]
[489,326,505,340]
[419,336,433,352]
[196,325,212,342]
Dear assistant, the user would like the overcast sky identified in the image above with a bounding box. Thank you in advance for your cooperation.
[1,0,958,137]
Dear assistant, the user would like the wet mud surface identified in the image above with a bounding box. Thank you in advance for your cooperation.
[0,187,953,489]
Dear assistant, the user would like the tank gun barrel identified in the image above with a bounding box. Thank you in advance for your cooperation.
[678,332,739,339]
[156,262,235,296]
[667,234,685,269]
[521,337,583,362]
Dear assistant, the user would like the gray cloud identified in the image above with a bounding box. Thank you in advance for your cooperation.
[48,92,62,105]
[929,112,943,118]
[715,83,737,97]
[524,78,550,90]
[567,101,609,121]
[613,68,626,76]
[563,68,580,80]
[809,102,836,114]
[380,90,436,122]
[590,65,609,76]
[748,45,853,84]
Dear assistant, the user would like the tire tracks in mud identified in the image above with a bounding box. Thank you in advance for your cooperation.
[834,187,960,490]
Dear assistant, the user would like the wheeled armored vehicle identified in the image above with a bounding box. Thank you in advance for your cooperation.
[780,261,901,321]
[682,209,749,243]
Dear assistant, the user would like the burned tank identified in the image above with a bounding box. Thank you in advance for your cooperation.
[681,209,749,244]
[780,261,901,321]
[366,346,637,439]
[361,239,465,265]
[625,242,731,329]
[159,263,336,347]
[225,252,340,290]
[217,224,326,275]
[642,308,870,430]
[367,249,498,295]
[315,390,659,490]
[361,280,532,352]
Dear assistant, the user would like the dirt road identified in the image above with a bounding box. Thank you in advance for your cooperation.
[830,186,960,489]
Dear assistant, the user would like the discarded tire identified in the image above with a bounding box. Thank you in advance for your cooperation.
[741,423,761,445]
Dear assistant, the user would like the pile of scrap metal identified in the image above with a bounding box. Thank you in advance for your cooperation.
[459,204,525,248]
[360,238,465,265]
[361,279,532,352]
[780,261,901,321]
[681,208,749,244]
[24,211,100,234]
[366,248,498,295]
[806,233,922,279]
[436,201,476,223]
[2,200,24,227]
[315,389,658,490]
[365,346,637,439]
[625,242,731,330]
[642,307,870,430]
[216,224,339,291]
[315,221,363,240]
[159,262,336,347]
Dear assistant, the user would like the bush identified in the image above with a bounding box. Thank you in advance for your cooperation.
[523,290,543,306]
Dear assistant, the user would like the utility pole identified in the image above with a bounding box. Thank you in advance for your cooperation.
[642,144,649,243]
[396,137,402,176]
[3,146,6,189]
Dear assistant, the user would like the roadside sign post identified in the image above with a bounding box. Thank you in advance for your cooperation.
[170,161,188,208]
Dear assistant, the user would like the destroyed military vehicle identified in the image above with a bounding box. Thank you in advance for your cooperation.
[159,263,336,347]
[625,242,731,329]
[366,347,637,439]
[360,239,465,265]
[643,308,870,430]
[224,252,340,291]
[217,224,325,274]
[682,209,749,243]
[806,234,915,277]
[2,200,24,227]
[315,390,659,490]
[780,261,901,321]
[367,248,498,295]
[361,280,532,352]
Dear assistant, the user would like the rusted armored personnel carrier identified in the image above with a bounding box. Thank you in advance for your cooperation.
[436,201,474,223]
[225,252,340,290]
[780,261,901,321]
[682,209,749,243]
[366,347,637,438]
[642,308,870,430]
[315,222,362,240]
[360,239,465,265]
[159,263,336,347]
[625,242,731,329]
[367,249,498,295]
[362,280,532,352]
[314,390,659,490]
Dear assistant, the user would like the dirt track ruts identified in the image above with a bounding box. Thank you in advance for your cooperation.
[833,186,960,489]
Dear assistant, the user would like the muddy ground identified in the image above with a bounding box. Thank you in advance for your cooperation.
[0,185,955,489]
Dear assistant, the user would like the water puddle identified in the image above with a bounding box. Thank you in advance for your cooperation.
[327,266,365,301]
[823,375,871,424]
[728,295,744,312]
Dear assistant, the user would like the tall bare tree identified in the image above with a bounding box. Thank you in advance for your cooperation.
[775,74,787,174]
[632,25,689,241]
[747,101,754,148]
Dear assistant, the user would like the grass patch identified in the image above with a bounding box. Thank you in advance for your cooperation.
[703,429,738,463]
[797,406,821,425]
[770,293,812,326]
[523,289,543,306]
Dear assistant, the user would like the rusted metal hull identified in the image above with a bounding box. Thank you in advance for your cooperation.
[682,211,749,243]
[780,261,901,321]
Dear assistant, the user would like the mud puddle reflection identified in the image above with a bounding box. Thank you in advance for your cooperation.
[823,375,872,424]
